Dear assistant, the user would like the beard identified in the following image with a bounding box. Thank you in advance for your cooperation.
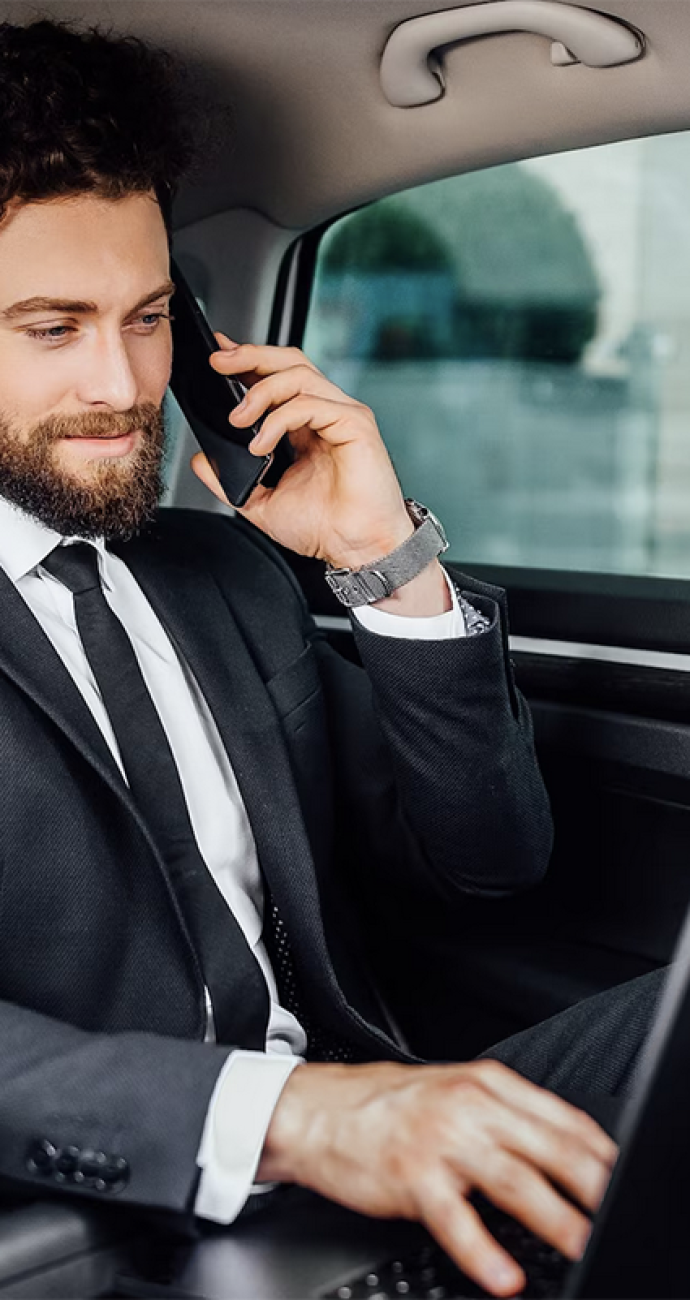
[0,403,166,542]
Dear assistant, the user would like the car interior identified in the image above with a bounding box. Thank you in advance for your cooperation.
[4,0,690,1293]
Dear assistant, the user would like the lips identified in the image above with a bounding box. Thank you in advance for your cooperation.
[64,431,137,440]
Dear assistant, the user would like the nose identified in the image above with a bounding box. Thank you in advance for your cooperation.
[76,328,139,412]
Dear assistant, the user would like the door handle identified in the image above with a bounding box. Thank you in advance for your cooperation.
[380,1,644,106]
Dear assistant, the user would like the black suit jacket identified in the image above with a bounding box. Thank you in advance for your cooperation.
[0,508,552,1215]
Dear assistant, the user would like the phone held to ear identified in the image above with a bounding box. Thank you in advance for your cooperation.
[169,259,289,508]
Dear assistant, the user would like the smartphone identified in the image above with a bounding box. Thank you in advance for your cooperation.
[169,259,287,507]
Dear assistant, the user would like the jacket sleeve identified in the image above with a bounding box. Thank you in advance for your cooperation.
[196,513,553,905]
[343,567,554,901]
[0,998,232,1216]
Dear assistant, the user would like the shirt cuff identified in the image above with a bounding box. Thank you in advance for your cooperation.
[195,1050,304,1224]
[353,567,466,640]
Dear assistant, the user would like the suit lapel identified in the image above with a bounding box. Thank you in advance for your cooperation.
[0,565,214,1035]
[0,566,125,791]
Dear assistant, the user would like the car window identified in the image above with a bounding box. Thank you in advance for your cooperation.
[302,132,690,584]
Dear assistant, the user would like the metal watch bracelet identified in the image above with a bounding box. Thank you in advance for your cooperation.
[324,500,449,608]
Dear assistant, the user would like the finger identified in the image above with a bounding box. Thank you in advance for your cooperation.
[233,483,278,530]
[190,451,230,506]
[208,336,261,390]
[210,341,322,382]
[453,1084,614,1217]
[417,1175,526,1297]
[227,366,359,428]
[467,1101,614,1216]
[472,1062,618,1164]
[244,396,368,456]
[473,1150,592,1261]
[512,1118,612,1215]
[190,451,276,518]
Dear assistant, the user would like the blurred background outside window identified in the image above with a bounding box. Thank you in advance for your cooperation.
[303,134,690,578]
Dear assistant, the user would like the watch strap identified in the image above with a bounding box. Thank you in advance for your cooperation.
[325,502,448,608]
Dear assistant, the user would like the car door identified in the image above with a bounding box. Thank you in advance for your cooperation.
[290,137,690,1058]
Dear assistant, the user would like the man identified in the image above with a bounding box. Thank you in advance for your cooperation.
[0,18,665,1299]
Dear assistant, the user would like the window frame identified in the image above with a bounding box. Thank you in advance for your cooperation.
[271,208,690,662]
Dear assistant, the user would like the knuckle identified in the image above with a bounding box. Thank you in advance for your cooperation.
[415,1174,456,1227]
[448,1077,487,1111]
[381,1142,418,1187]
[488,1157,522,1203]
[473,1058,510,1086]
[555,1129,590,1171]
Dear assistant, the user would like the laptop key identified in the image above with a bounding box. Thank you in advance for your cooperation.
[321,1212,569,1300]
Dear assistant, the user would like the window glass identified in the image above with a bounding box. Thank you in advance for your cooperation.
[302,135,690,578]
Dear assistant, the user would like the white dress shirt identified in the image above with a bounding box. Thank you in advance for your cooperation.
[0,494,466,1221]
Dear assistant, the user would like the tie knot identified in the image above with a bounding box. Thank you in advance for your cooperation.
[42,542,102,595]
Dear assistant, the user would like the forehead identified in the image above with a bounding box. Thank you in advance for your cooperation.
[0,193,169,310]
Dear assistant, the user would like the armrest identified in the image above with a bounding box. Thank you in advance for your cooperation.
[0,1198,139,1298]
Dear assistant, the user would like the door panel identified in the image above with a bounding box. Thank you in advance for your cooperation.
[280,552,690,1057]
[282,133,690,1057]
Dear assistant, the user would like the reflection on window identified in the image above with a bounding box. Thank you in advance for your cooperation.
[303,136,690,579]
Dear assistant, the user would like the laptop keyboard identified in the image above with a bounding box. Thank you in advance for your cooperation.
[321,1201,569,1300]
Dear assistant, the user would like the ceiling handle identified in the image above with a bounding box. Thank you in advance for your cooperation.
[380,1,644,106]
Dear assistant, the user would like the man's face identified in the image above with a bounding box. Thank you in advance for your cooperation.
[0,191,174,539]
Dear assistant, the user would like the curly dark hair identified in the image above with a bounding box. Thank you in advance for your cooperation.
[0,18,197,229]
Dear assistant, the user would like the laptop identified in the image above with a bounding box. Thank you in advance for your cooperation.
[114,899,690,1300]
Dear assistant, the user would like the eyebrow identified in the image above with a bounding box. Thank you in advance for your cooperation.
[0,280,176,322]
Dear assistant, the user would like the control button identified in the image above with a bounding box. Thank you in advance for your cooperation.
[77,1149,107,1179]
[55,1145,79,1176]
[101,1156,129,1184]
[25,1139,57,1174]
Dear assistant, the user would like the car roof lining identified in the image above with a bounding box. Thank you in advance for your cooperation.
[4,0,690,232]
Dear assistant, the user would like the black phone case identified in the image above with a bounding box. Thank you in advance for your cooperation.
[168,260,274,507]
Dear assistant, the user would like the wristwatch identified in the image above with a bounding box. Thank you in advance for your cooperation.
[324,499,449,608]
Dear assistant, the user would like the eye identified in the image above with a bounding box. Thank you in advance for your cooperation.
[24,324,74,342]
[130,311,173,332]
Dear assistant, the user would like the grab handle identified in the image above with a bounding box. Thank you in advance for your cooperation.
[380,1,644,106]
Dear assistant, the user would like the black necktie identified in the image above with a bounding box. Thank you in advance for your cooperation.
[42,541,269,1049]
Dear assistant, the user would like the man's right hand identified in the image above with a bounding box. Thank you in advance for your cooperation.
[257,1059,618,1297]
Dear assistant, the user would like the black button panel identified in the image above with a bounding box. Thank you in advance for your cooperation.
[25,1139,130,1193]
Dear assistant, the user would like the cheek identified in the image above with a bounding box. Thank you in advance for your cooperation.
[0,345,71,425]
[129,332,172,404]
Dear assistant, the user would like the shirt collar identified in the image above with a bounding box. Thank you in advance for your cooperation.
[0,494,108,585]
